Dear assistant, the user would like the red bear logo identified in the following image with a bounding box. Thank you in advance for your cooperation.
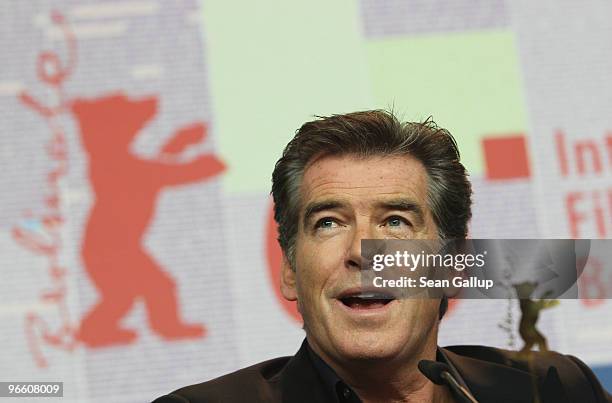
[72,93,225,347]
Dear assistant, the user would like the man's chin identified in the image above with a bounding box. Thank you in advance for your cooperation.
[328,330,406,362]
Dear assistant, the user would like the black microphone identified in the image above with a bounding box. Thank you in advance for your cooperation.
[418,360,479,403]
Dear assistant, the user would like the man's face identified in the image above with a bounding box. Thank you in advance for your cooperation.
[281,154,441,366]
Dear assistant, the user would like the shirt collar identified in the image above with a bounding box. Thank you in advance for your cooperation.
[306,341,361,403]
[305,340,472,403]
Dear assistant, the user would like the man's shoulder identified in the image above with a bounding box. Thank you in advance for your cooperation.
[443,344,611,403]
[445,344,589,375]
[151,356,291,403]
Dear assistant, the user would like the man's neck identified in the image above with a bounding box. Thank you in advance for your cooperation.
[307,332,455,403]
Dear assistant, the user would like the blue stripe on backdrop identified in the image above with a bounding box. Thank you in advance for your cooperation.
[593,365,612,393]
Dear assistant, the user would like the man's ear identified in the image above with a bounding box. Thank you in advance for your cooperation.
[280,254,298,301]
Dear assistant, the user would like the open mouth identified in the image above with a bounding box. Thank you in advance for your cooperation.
[338,291,396,310]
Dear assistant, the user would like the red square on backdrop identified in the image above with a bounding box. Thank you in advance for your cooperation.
[482,135,531,180]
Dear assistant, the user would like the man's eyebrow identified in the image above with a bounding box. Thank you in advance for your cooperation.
[302,200,345,227]
[375,199,425,226]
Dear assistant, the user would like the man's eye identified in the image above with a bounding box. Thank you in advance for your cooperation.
[386,216,410,228]
[315,218,338,229]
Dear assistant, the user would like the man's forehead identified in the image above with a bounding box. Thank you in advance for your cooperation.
[300,155,427,200]
[299,154,429,208]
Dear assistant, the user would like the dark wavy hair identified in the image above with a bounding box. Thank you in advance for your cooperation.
[271,110,472,318]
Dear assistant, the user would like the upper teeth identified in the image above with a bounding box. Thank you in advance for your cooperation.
[355,292,393,299]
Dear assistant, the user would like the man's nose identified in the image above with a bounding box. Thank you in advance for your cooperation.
[345,223,376,270]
